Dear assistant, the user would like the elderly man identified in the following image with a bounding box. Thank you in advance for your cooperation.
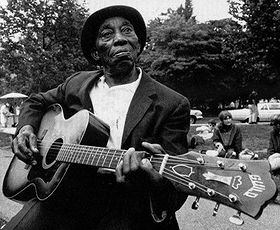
[4,5,190,230]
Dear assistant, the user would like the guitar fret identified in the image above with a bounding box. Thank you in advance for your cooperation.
[89,147,96,166]
[72,145,80,163]
[75,145,83,164]
[84,145,90,165]
[108,149,116,168]
[89,146,98,165]
[95,148,104,166]
[111,150,121,168]
[115,151,124,168]
[91,146,100,166]
[80,145,87,164]
[85,146,92,164]
[68,144,75,163]
[104,149,116,168]
[101,148,109,167]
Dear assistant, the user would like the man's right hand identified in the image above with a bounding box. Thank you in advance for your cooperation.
[12,125,39,165]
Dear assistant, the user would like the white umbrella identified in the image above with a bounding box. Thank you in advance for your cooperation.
[0,92,28,99]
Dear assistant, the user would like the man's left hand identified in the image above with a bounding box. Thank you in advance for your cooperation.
[115,142,164,185]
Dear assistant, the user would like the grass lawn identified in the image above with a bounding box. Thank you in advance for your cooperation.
[0,133,12,148]
[188,123,271,158]
[1,123,272,152]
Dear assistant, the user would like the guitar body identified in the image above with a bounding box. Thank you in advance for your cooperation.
[3,104,109,201]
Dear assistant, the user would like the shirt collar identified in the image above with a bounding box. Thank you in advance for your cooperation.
[97,67,142,92]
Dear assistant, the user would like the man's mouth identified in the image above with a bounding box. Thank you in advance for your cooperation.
[113,51,130,58]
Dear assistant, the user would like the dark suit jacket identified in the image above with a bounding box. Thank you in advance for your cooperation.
[15,69,190,230]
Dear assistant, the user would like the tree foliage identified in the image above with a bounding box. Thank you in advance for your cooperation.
[0,0,91,94]
[228,0,280,99]
[140,4,242,109]
[1,0,279,111]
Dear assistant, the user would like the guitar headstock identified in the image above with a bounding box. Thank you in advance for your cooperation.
[158,151,277,219]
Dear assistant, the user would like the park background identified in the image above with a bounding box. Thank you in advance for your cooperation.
[1,0,280,114]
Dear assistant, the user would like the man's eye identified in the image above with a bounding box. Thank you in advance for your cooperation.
[100,31,113,39]
[122,27,133,34]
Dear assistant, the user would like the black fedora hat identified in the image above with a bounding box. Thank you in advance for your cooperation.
[81,5,146,63]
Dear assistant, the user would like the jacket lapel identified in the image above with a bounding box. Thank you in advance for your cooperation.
[121,72,156,145]
[78,70,103,111]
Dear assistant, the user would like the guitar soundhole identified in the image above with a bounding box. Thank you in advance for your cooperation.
[45,138,63,165]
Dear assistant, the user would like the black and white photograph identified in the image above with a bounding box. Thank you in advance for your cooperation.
[1,0,280,229]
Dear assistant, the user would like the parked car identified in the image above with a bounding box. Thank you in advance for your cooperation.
[229,102,280,122]
[190,109,203,124]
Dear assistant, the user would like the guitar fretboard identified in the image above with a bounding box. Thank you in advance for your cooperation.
[56,144,128,169]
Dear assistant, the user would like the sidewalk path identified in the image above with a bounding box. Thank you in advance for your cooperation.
[0,148,22,226]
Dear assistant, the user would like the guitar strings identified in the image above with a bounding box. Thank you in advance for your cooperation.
[36,139,204,165]
[36,140,210,167]
[35,140,245,171]
[34,140,237,200]
[39,141,233,200]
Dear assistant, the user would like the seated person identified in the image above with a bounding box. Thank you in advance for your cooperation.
[189,119,217,152]
[267,114,280,203]
[267,114,280,158]
[212,111,242,158]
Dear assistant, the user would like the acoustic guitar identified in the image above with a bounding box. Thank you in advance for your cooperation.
[2,104,277,220]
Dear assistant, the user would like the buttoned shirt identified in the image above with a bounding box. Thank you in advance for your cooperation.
[89,68,142,149]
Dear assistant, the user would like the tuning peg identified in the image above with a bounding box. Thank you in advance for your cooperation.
[197,157,205,165]
[212,202,220,216]
[191,197,200,210]
[188,182,196,190]
[229,194,238,203]
[207,188,215,196]
[229,211,244,225]
[238,163,247,172]
[217,160,225,169]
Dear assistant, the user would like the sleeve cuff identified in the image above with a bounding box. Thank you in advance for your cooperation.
[149,196,168,223]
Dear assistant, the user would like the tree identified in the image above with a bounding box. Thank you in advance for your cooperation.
[0,0,91,94]
[228,0,280,99]
[140,5,240,109]
[184,0,193,21]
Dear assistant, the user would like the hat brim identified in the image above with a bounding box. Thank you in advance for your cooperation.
[81,5,146,64]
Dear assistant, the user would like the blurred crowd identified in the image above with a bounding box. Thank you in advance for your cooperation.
[0,102,21,128]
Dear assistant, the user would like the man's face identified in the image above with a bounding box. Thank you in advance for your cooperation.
[95,17,141,73]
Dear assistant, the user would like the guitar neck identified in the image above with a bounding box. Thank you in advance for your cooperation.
[55,143,128,169]
[55,143,164,172]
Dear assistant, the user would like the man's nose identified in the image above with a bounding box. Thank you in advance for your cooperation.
[113,32,128,46]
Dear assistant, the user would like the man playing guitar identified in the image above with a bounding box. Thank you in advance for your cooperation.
[4,5,190,230]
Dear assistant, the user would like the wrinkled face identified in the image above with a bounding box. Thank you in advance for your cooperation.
[95,17,141,73]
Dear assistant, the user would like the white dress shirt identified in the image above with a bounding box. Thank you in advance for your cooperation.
[89,68,142,149]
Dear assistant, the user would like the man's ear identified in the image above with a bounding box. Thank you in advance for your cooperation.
[91,50,100,62]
